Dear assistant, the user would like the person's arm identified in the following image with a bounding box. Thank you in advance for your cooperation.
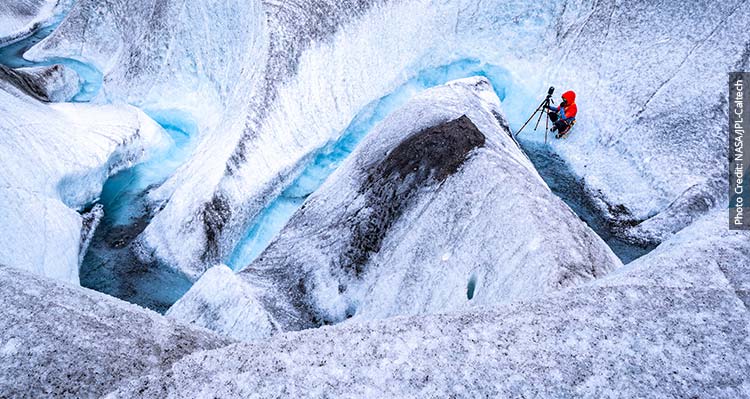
[559,106,575,123]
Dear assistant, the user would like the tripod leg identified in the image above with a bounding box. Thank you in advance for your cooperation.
[534,107,545,131]
[514,101,545,137]
[535,98,553,131]
[545,109,549,144]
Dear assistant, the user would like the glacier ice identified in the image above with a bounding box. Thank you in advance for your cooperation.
[0,78,170,284]
[0,0,98,102]
[226,59,523,270]
[522,143,657,262]
[21,0,268,279]
[168,78,622,341]
[165,264,281,342]
[110,209,750,398]
[0,264,231,398]
[20,0,747,280]
[0,0,748,395]
[619,176,728,247]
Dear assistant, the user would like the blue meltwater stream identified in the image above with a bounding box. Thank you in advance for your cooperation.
[79,110,200,312]
[0,13,201,311]
[94,110,200,226]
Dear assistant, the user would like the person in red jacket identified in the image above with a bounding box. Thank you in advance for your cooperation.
[546,90,577,138]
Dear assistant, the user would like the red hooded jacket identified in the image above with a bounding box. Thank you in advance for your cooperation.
[560,90,577,120]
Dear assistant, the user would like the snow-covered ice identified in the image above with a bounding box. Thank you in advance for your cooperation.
[168,78,622,341]
[0,78,170,284]
[0,63,80,102]
[225,58,522,270]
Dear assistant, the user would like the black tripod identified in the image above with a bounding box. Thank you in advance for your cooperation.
[514,86,555,144]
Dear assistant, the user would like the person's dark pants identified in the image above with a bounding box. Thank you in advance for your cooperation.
[547,111,569,132]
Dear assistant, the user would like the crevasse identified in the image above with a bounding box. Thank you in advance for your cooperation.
[0,14,203,309]
[79,109,201,312]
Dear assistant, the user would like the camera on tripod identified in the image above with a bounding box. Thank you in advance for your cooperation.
[514,86,557,143]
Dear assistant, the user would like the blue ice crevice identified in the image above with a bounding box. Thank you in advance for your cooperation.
[79,109,201,312]
[0,13,201,311]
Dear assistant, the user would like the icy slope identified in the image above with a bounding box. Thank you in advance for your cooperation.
[168,78,621,341]
[0,80,169,284]
[548,0,750,244]
[110,210,750,398]
[601,210,750,308]
[0,264,231,398]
